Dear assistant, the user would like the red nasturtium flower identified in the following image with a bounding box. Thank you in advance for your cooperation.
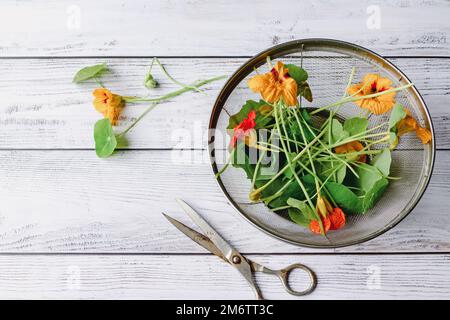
[309,195,346,234]
[230,110,257,148]
[329,208,346,230]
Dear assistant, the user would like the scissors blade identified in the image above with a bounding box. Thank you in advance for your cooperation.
[176,199,237,260]
[175,199,262,299]
[162,212,227,262]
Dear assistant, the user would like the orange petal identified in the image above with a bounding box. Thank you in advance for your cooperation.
[415,127,432,144]
[376,77,393,91]
[281,78,298,106]
[273,61,287,76]
[397,116,417,136]
[329,208,346,230]
[347,83,363,97]
[335,141,366,162]
[309,216,331,234]
[248,74,271,94]
[106,94,124,125]
[261,84,281,104]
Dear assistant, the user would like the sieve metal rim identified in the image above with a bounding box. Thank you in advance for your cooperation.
[208,38,436,248]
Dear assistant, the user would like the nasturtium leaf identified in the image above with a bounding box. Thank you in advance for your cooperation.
[355,163,384,192]
[389,103,407,130]
[371,148,392,176]
[285,64,308,84]
[336,165,347,184]
[362,177,389,211]
[231,141,255,180]
[331,119,349,143]
[287,198,316,219]
[73,63,108,83]
[325,182,364,214]
[288,208,311,227]
[94,118,117,158]
[343,117,368,137]
[298,81,313,102]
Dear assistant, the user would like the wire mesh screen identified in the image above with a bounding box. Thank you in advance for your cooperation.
[209,40,434,247]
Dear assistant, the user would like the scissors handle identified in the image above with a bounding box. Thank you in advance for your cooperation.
[254,262,317,296]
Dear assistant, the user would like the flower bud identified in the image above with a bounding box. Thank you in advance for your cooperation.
[144,73,158,89]
[249,189,261,202]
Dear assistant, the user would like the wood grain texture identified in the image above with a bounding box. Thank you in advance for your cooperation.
[0,254,448,299]
[0,57,448,149]
[0,0,449,57]
[0,149,447,253]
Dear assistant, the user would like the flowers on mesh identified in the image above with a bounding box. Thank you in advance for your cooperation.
[396,108,432,144]
[230,110,257,148]
[248,61,298,106]
[335,140,367,163]
[309,196,346,234]
[348,73,396,115]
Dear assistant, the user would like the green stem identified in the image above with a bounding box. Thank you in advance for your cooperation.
[310,83,413,115]
[123,75,226,103]
[118,75,226,135]
[154,57,204,93]
[273,102,314,209]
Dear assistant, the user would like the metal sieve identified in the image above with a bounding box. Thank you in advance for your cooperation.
[208,39,435,248]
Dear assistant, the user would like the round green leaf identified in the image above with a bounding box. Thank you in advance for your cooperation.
[73,63,108,83]
[94,119,117,158]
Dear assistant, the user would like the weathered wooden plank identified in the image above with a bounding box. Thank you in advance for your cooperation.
[0,149,447,253]
[0,57,448,149]
[0,254,448,299]
[0,0,449,56]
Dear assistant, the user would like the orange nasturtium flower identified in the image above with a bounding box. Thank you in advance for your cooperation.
[309,195,346,234]
[396,108,432,144]
[334,140,367,163]
[248,61,298,106]
[348,74,396,115]
[92,88,124,125]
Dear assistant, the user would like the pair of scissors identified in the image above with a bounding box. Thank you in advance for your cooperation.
[162,199,317,300]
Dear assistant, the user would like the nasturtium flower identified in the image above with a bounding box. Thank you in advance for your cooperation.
[348,74,396,115]
[248,61,298,106]
[334,140,367,163]
[92,88,124,125]
[415,127,432,144]
[329,208,346,230]
[230,110,257,148]
[309,216,331,234]
[396,108,432,144]
[310,196,346,234]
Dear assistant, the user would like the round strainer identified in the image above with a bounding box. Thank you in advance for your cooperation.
[208,39,435,248]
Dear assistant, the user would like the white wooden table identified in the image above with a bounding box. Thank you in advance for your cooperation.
[0,0,449,299]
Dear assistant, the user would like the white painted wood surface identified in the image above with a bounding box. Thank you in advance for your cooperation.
[0,149,448,253]
[0,57,449,149]
[0,0,449,299]
[0,0,449,56]
[0,254,448,299]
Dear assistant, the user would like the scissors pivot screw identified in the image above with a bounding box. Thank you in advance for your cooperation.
[232,255,241,264]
